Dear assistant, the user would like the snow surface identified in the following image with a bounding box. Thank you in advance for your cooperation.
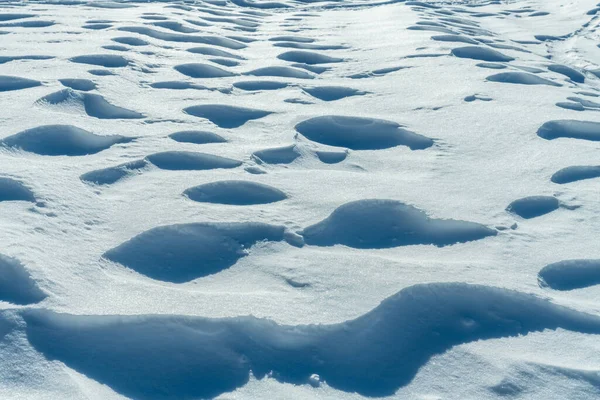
[0,0,600,399]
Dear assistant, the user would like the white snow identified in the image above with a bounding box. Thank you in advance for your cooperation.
[0,0,600,399]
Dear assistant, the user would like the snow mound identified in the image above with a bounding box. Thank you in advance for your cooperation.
[539,260,600,290]
[1,125,132,156]
[145,151,241,171]
[0,254,46,305]
[538,120,600,142]
[301,199,496,248]
[253,145,300,164]
[69,54,129,68]
[303,86,365,101]
[451,46,514,62]
[0,178,35,202]
[551,166,600,184]
[187,46,245,59]
[174,63,236,78]
[58,78,96,91]
[316,150,347,164]
[118,26,246,49]
[169,131,226,144]
[245,66,314,79]
[547,64,585,83]
[0,75,42,92]
[506,196,560,219]
[277,50,343,64]
[23,282,600,398]
[80,160,148,185]
[184,104,271,128]
[184,180,287,205]
[103,222,297,282]
[295,115,433,150]
[233,81,288,91]
[37,89,144,119]
[486,72,561,86]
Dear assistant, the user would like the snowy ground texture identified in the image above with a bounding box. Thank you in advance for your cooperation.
[0,0,600,398]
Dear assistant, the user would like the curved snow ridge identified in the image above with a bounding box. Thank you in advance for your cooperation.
[295,115,434,150]
[0,75,42,92]
[22,282,600,399]
[0,254,46,305]
[145,151,242,171]
[486,72,562,86]
[547,64,585,83]
[252,145,300,165]
[69,54,130,68]
[537,120,600,142]
[302,86,366,101]
[37,89,144,119]
[451,46,514,62]
[168,130,227,144]
[174,63,237,78]
[277,50,344,64]
[0,177,36,202]
[1,125,133,156]
[80,160,149,186]
[103,222,302,282]
[58,78,96,91]
[184,180,287,205]
[539,260,600,291]
[118,26,247,49]
[300,199,497,249]
[184,104,272,128]
[244,66,315,79]
[506,196,560,219]
[551,165,600,184]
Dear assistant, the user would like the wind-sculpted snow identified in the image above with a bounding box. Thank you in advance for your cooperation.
[245,66,315,79]
[174,63,236,78]
[37,89,144,119]
[277,51,343,64]
[70,54,130,68]
[506,196,560,219]
[112,36,149,46]
[145,151,242,171]
[103,222,300,282]
[184,180,287,205]
[1,125,132,156]
[0,75,42,92]
[539,260,600,291]
[301,199,496,248]
[0,55,53,65]
[551,166,600,184]
[80,160,148,185]
[187,46,245,59]
[233,80,288,91]
[118,26,247,49]
[184,104,271,128]
[2,0,600,398]
[23,283,600,398]
[253,145,300,164]
[451,46,514,62]
[0,255,46,305]
[169,130,227,144]
[547,64,585,83]
[486,72,562,86]
[316,150,347,164]
[537,120,600,142]
[58,78,96,91]
[303,86,366,101]
[295,115,433,150]
[0,178,36,202]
